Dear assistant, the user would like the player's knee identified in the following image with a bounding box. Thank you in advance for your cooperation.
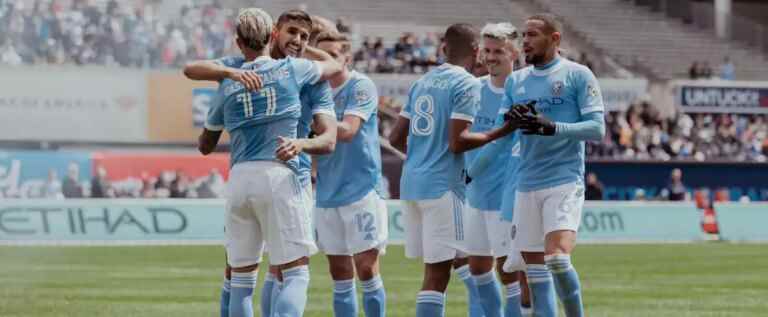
[468,256,494,275]
[328,255,355,280]
[353,249,380,281]
[231,263,259,273]
[545,230,577,255]
[422,261,453,292]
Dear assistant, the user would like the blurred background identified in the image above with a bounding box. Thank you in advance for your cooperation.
[1,0,766,203]
[1,1,767,316]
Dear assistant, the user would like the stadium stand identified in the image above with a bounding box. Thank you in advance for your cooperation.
[532,0,768,80]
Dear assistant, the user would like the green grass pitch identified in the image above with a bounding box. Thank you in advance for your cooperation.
[1,244,766,316]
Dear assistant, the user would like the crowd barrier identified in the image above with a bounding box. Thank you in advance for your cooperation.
[3,199,761,245]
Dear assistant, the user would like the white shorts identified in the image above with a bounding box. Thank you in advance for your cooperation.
[513,181,585,252]
[464,206,513,258]
[315,190,389,256]
[404,191,467,264]
[225,161,317,267]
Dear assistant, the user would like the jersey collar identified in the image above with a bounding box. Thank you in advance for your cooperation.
[485,76,505,94]
[333,71,355,97]
[243,55,273,67]
[531,56,564,77]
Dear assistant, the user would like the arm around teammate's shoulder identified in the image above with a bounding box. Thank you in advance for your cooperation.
[302,46,343,81]
[183,59,262,91]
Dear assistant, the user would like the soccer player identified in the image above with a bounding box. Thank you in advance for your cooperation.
[187,11,339,317]
[503,14,605,317]
[197,8,342,317]
[464,22,531,317]
[388,23,517,317]
[314,31,388,317]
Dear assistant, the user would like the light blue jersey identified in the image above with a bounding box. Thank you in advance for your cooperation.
[503,57,604,192]
[206,56,322,173]
[297,81,335,187]
[315,71,382,208]
[400,63,481,201]
[214,55,334,186]
[465,76,508,211]
[500,131,521,222]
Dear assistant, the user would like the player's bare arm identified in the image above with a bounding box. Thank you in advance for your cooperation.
[183,60,263,91]
[388,116,410,153]
[198,128,222,155]
[336,115,364,142]
[302,46,344,81]
[275,114,337,161]
[448,117,517,153]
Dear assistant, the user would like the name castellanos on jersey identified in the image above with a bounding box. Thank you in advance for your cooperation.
[223,66,292,96]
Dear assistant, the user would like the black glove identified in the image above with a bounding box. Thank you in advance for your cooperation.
[504,100,537,123]
[517,103,556,136]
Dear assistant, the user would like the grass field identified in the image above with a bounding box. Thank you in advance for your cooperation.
[1,244,767,317]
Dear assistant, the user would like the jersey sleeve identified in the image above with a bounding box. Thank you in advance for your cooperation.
[574,67,604,115]
[205,85,226,131]
[290,57,323,88]
[502,75,517,109]
[400,82,416,119]
[451,77,481,122]
[307,81,336,117]
[344,78,379,121]
[213,55,246,68]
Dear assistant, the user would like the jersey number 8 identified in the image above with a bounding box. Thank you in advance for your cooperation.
[411,95,434,136]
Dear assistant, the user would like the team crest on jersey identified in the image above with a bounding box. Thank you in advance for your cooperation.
[355,89,370,103]
[552,81,564,96]
[588,84,599,97]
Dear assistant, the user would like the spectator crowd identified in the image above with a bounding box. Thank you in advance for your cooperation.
[0,0,238,68]
[586,102,768,162]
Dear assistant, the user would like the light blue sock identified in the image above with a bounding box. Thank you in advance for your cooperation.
[269,280,282,317]
[229,271,258,317]
[416,291,445,317]
[473,270,503,317]
[455,265,484,317]
[273,266,310,317]
[526,264,557,317]
[546,255,584,317]
[220,278,231,317]
[361,275,386,317]
[503,282,522,317]
[260,273,276,317]
[333,279,358,317]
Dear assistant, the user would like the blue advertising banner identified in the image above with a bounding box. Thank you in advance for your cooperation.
[0,151,92,199]
[192,88,216,128]
[586,161,768,201]
[577,202,702,242]
[676,80,768,114]
[715,203,768,241]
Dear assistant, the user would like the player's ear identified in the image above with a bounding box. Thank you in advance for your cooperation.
[551,31,561,46]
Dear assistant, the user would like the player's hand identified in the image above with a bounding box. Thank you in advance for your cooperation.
[228,70,263,91]
[518,107,556,136]
[275,136,304,161]
[504,101,537,123]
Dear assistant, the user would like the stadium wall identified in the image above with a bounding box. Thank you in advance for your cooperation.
[1,199,764,245]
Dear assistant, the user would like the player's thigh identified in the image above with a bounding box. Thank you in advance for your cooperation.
[464,205,493,256]
[541,181,585,254]
[315,206,347,255]
[264,169,317,265]
[403,200,424,259]
[513,189,545,253]
[420,191,465,264]
[487,212,514,258]
[338,190,389,255]
[224,167,268,268]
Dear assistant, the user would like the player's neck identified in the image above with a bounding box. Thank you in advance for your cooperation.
[490,72,508,90]
[534,52,561,69]
[329,69,350,88]
[447,57,474,73]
